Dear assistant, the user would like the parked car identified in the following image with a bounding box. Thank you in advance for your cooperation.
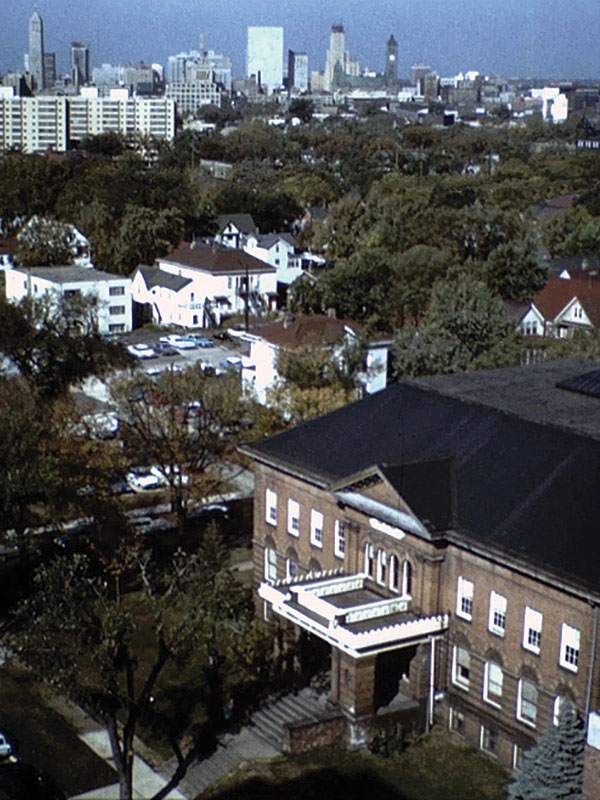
[158,335,197,350]
[131,515,172,535]
[127,343,157,360]
[187,335,215,348]
[0,731,14,759]
[126,467,167,492]
[219,356,243,371]
[153,341,179,356]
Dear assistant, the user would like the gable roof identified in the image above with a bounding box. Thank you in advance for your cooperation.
[162,242,276,275]
[243,359,600,590]
[250,314,360,349]
[134,264,191,292]
[216,214,257,235]
[531,272,600,326]
[255,232,297,249]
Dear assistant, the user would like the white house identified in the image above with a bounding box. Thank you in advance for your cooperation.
[239,314,390,404]
[5,265,132,334]
[244,232,303,286]
[215,215,258,249]
[131,242,277,328]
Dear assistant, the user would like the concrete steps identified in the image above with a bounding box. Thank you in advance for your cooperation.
[171,687,327,795]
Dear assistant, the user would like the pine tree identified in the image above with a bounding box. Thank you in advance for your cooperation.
[508,699,585,800]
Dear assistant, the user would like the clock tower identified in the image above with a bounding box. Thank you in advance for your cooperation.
[385,34,398,87]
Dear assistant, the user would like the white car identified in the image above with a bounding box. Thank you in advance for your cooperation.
[150,465,190,485]
[158,335,197,350]
[126,467,167,492]
[127,343,157,360]
[0,732,13,759]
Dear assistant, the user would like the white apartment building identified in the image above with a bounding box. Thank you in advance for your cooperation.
[6,265,132,335]
[0,91,68,154]
[166,76,224,117]
[0,88,175,154]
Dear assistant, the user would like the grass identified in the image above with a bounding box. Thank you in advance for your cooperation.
[203,732,510,800]
[0,666,117,797]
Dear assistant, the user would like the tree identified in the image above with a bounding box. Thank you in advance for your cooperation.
[6,529,261,800]
[0,294,128,401]
[112,369,245,530]
[508,699,585,800]
[481,237,548,302]
[288,98,314,124]
[13,216,89,267]
[113,205,184,274]
[393,273,509,378]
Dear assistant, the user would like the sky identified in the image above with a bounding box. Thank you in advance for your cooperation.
[3,0,600,81]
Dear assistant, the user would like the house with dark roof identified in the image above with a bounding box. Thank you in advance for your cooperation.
[215,214,258,249]
[5,265,132,334]
[238,313,390,403]
[519,267,600,337]
[241,358,600,780]
[130,242,276,328]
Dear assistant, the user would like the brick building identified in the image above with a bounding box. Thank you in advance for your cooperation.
[242,359,600,771]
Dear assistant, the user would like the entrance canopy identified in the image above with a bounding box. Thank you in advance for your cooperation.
[259,571,448,658]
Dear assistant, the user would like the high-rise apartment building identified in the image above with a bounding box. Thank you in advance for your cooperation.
[385,35,398,87]
[247,27,284,93]
[287,51,308,94]
[28,10,45,92]
[71,42,90,89]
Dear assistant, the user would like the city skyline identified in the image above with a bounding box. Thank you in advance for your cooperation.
[3,0,600,82]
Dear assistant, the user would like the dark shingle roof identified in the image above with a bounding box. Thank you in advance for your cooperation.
[245,359,600,589]
[18,266,124,283]
[135,264,191,292]
[216,214,257,234]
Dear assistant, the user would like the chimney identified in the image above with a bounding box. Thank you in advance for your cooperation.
[282,311,294,329]
[327,307,337,319]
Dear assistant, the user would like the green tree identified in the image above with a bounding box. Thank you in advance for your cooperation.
[0,294,128,401]
[113,205,184,274]
[13,216,89,268]
[481,237,548,302]
[507,700,585,800]
[288,98,314,124]
[393,273,509,378]
[7,531,259,800]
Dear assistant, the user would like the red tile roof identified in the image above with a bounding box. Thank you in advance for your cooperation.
[162,242,275,275]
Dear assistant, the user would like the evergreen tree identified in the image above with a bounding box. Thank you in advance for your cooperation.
[508,699,585,800]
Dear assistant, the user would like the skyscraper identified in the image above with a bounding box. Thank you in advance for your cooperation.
[71,42,90,89]
[385,35,398,87]
[324,24,359,92]
[28,10,45,92]
[247,27,284,93]
[287,50,308,94]
[44,52,56,87]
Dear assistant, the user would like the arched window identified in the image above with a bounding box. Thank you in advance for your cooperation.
[389,554,399,591]
[376,550,387,585]
[401,560,413,596]
[364,543,374,577]
[264,547,278,582]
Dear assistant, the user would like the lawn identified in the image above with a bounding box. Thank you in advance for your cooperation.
[0,666,117,797]
[203,732,509,800]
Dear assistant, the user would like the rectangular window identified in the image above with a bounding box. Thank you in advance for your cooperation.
[264,547,277,582]
[108,324,125,333]
[517,679,538,727]
[287,499,300,536]
[109,285,125,296]
[109,305,125,315]
[310,509,323,548]
[483,662,503,707]
[512,744,523,770]
[480,725,497,755]
[456,576,474,621]
[449,707,465,734]
[559,623,580,672]
[334,520,345,559]
[488,591,507,637]
[523,607,543,654]
[452,646,470,690]
[265,489,277,525]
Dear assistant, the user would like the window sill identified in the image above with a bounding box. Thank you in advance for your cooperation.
[522,644,540,656]
[516,716,536,729]
[559,661,578,674]
[451,681,470,693]
[488,628,505,638]
[483,697,502,710]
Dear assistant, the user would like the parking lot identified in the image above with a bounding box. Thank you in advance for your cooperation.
[123,329,248,375]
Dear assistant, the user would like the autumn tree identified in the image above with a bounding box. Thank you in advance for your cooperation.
[112,369,246,530]
[6,529,266,800]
